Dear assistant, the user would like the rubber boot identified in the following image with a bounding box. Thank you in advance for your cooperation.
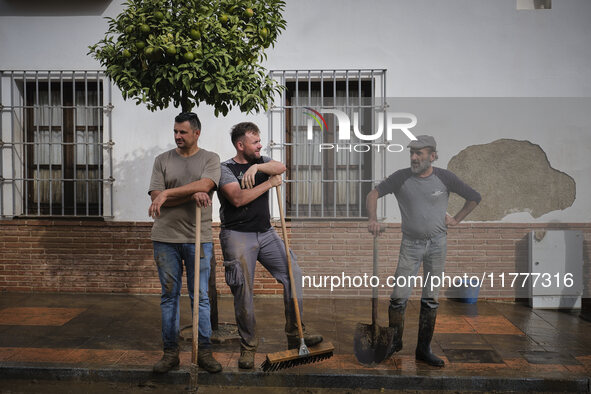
[415,305,445,367]
[388,303,406,354]
[153,348,180,373]
[198,347,222,373]
[238,346,256,369]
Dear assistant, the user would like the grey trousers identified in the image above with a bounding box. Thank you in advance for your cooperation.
[219,227,303,350]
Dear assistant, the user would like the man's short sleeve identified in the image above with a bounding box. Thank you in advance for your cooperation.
[201,151,221,187]
[148,155,165,195]
[219,161,237,188]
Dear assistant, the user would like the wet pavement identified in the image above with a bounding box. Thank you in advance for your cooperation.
[0,293,590,392]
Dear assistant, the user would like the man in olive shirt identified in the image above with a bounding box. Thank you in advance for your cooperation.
[148,112,221,374]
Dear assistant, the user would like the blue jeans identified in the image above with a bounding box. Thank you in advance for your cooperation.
[390,232,447,311]
[153,241,213,350]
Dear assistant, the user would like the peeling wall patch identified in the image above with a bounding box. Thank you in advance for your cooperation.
[447,139,575,221]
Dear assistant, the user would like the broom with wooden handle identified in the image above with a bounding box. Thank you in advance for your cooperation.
[260,185,334,372]
[189,205,201,392]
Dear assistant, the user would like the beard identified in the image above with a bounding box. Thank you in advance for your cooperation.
[244,150,260,163]
[410,157,432,175]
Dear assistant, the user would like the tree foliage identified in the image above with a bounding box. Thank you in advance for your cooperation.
[89,0,286,114]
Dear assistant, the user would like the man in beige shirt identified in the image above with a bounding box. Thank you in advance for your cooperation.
[148,112,221,374]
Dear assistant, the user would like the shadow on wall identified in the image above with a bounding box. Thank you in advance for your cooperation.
[448,139,576,221]
[0,0,111,16]
[113,145,174,219]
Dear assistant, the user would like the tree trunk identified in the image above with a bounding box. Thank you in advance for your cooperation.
[181,87,215,325]
[181,89,192,113]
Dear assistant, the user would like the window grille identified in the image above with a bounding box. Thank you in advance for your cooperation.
[268,69,387,219]
[0,71,114,218]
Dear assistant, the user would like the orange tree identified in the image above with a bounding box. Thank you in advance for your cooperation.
[89,0,286,114]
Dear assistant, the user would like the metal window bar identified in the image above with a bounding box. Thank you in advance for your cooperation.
[267,69,387,219]
[332,70,337,217]
[72,70,77,216]
[35,72,40,215]
[322,71,328,217]
[0,70,115,218]
[295,70,299,217]
[345,70,350,217]
[307,70,312,217]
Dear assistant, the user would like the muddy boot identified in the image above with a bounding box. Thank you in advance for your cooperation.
[198,348,222,373]
[286,330,323,350]
[415,305,444,367]
[388,303,406,354]
[153,348,180,373]
[238,347,255,369]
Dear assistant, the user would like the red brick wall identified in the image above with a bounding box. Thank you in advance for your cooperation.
[0,220,589,300]
[291,222,591,300]
[0,220,158,293]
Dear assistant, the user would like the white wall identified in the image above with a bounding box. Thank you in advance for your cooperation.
[273,0,591,97]
[1,0,590,222]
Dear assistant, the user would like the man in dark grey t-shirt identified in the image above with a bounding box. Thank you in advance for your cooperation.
[366,135,481,367]
[217,122,322,369]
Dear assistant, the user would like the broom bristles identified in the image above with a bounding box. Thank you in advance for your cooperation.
[261,351,333,372]
[260,341,335,372]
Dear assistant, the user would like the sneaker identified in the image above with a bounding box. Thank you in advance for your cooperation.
[153,348,180,374]
[238,348,255,369]
[198,348,222,373]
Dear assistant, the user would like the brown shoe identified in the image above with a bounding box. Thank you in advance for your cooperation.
[238,348,255,369]
[153,348,180,374]
[198,348,222,373]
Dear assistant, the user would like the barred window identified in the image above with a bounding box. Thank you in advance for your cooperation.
[0,71,114,218]
[269,70,387,219]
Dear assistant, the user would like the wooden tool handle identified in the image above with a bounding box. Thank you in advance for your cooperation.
[192,206,201,365]
[276,185,305,341]
[371,226,386,331]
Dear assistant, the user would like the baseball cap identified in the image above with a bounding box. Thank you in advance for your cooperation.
[408,135,436,150]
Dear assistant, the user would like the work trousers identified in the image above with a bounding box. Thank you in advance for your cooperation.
[220,227,303,351]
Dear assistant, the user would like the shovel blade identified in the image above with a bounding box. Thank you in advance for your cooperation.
[353,322,396,366]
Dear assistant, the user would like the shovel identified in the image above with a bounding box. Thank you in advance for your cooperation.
[353,228,395,366]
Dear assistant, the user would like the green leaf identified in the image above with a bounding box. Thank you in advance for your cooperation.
[88,0,287,115]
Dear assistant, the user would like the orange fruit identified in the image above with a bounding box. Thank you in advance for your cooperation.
[190,29,201,40]
[166,46,177,56]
